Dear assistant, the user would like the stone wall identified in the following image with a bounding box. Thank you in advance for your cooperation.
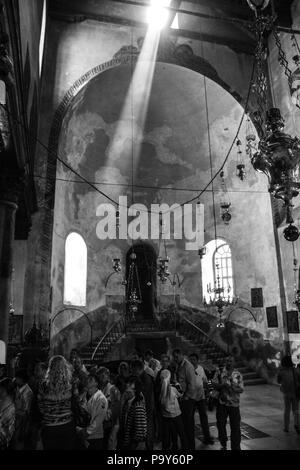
[177,304,282,383]
[24,16,285,354]
[268,1,300,360]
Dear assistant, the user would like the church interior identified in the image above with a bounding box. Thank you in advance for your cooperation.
[1,0,300,452]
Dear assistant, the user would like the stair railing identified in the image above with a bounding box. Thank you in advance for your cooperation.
[91,316,125,362]
[176,314,227,362]
[51,308,93,346]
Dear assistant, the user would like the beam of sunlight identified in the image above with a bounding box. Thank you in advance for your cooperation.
[146,0,172,30]
[171,13,179,29]
[103,5,170,199]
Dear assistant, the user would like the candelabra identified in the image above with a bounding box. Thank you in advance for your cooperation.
[204,262,238,326]
[126,252,142,320]
[126,288,142,317]
[157,257,171,283]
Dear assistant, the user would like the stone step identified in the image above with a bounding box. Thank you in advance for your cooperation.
[79,323,266,387]
[242,371,261,380]
[244,377,266,385]
[237,367,253,373]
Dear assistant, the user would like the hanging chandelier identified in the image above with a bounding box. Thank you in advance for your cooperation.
[157,211,172,284]
[219,171,232,225]
[292,244,300,312]
[236,139,246,181]
[251,107,300,210]
[247,3,300,238]
[157,256,171,283]
[203,261,238,325]
[126,252,142,319]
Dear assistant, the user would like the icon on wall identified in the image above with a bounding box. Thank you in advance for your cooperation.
[266,306,278,328]
[251,288,263,308]
[286,310,300,334]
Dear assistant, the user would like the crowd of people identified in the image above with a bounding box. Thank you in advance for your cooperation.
[0,347,299,451]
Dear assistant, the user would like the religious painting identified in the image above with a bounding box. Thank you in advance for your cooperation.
[286,310,300,334]
[266,306,278,328]
[251,288,263,308]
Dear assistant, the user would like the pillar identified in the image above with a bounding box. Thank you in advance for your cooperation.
[0,171,24,361]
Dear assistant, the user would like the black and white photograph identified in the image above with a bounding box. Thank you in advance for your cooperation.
[0,0,300,457]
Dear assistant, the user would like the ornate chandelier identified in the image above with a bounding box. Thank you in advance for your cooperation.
[251,107,300,216]
[203,261,238,326]
[247,2,300,239]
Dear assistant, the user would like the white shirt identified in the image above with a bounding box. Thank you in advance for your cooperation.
[85,390,108,440]
[194,365,207,401]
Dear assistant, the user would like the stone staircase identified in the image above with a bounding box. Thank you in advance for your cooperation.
[168,334,266,386]
[79,315,266,386]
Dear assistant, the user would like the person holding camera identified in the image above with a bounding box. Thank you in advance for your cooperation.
[212,356,244,450]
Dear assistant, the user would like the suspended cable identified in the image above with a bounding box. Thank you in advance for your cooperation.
[32,173,271,194]
[203,67,217,244]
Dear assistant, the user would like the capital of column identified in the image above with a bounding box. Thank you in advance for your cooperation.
[0,170,25,208]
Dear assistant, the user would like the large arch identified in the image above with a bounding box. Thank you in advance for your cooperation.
[40,41,257,307]
[44,40,281,356]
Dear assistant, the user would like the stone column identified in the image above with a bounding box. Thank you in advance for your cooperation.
[0,172,24,360]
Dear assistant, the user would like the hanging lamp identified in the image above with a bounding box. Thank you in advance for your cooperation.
[246,3,300,239]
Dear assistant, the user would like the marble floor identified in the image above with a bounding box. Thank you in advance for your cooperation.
[195,384,300,450]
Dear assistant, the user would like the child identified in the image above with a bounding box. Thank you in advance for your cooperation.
[159,369,187,450]
[119,376,147,450]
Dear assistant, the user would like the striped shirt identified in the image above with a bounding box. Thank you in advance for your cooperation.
[122,397,147,447]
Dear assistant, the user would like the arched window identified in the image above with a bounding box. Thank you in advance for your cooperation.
[201,239,234,302]
[213,243,233,300]
[64,232,87,306]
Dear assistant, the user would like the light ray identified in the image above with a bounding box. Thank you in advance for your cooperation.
[103,3,171,196]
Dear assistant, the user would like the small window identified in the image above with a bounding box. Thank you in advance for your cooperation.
[64,232,87,306]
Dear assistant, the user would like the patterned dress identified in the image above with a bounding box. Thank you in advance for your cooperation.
[0,400,15,449]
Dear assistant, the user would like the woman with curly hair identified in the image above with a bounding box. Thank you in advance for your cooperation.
[37,355,76,449]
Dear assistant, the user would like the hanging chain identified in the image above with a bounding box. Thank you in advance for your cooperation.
[220,170,230,204]
[272,28,293,88]
[293,241,298,294]
[292,241,300,311]
[250,13,275,134]
[134,262,142,300]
